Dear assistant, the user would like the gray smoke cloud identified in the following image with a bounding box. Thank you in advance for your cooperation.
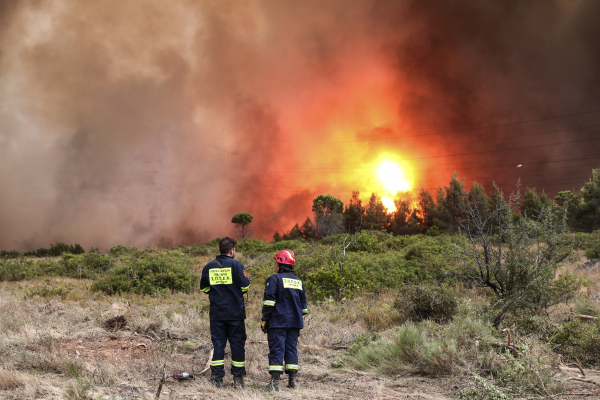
[0,0,599,250]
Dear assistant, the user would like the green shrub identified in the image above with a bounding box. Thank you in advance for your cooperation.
[109,245,136,256]
[0,259,36,281]
[444,305,496,349]
[571,230,600,251]
[189,243,210,257]
[353,321,457,375]
[34,247,51,257]
[348,332,380,355]
[550,319,600,367]
[457,374,511,400]
[492,339,557,395]
[50,243,71,256]
[585,242,600,260]
[26,284,72,300]
[70,244,85,255]
[91,253,198,296]
[574,295,599,316]
[304,263,364,300]
[236,237,268,256]
[395,284,458,323]
[0,250,22,259]
[425,226,440,236]
[59,252,113,279]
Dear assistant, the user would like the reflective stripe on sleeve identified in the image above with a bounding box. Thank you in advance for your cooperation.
[268,365,283,372]
[231,360,245,368]
[302,309,308,314]
[211,359,225,366]
[285,364,298,370]
[263,300,276,306]
[241,285,249,292]
[201,287,210,293]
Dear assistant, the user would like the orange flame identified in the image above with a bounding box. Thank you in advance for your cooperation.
[376,160,412,213]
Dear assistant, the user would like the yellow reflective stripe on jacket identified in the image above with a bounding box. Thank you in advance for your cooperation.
[241,285,250,292]
[211,359,225,366]
[263,300,276,306]
[302,308,308,314]
[268,365,283,371]
[201,287,210,293]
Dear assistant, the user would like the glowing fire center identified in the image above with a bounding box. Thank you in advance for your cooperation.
[377,161,411,213]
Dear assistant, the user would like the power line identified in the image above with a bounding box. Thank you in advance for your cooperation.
[300,121,600,147]
[262,152,600,174]
[265,134,600,169]
[286,109,600,146]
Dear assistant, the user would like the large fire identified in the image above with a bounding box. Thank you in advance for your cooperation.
[377,160,412,213]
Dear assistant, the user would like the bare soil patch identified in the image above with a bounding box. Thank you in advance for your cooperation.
[56,336,154,362]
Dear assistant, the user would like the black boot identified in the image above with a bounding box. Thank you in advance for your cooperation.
[265,372,281,391]
[287,371,297,389]
[233,375,244,388]
[209,376,223,388]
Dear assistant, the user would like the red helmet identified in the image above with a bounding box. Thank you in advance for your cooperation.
[274,250,295,267]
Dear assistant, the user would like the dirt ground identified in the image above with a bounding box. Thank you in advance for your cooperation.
[48,335,458,399]
[5,332,600,400]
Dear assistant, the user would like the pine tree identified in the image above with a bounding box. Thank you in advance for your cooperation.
[417,188,435,231]
[364,193,389,231]
[576,169,600,232]
[312,194,344,237]
[343,191,364,233]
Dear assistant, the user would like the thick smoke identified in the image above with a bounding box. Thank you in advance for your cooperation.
[0,0,599,250]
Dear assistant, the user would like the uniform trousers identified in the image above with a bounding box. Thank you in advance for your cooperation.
[267,328,300,374]
[209,320,247,379]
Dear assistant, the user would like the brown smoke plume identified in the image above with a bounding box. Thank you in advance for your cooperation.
[0,0,599,250]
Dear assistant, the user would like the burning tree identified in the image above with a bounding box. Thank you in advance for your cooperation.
[453,183,578,327]
[231,212,254,239]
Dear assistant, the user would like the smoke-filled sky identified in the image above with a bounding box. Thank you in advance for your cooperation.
[1,0,599,250]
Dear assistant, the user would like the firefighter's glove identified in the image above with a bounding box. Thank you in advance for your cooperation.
[261,320,268,334]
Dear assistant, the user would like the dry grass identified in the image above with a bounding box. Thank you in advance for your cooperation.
[0,367,24,390]
[0,246,598,399]
[0,277,451,399]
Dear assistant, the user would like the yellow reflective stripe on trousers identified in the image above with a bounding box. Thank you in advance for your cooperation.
[268,365,283,371]
[211,359,225,366]
[285,364,298,370]
[263,300,276,306]
[231,360,245,367]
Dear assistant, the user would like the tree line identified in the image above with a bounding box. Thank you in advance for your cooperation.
[273,168,600,241]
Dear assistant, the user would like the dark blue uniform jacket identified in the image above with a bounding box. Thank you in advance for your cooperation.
[200,255,250,321]
[262,272,308,329]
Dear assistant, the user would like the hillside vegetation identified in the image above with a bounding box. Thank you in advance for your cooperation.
[0,169,599,399]
[0,228,599,399]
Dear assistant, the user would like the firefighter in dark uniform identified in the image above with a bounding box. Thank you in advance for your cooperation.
[200,236,250,388]
[261,250,308,390]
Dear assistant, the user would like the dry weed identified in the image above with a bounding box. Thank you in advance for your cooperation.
[0,367,23,390]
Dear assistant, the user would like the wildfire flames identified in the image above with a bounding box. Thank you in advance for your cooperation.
[0,1,597,250]
[377,160,412,213]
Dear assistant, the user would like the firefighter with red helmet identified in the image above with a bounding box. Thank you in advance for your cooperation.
[261,250,308,390]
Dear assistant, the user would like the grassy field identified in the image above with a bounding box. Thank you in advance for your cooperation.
[0,232,599,399]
